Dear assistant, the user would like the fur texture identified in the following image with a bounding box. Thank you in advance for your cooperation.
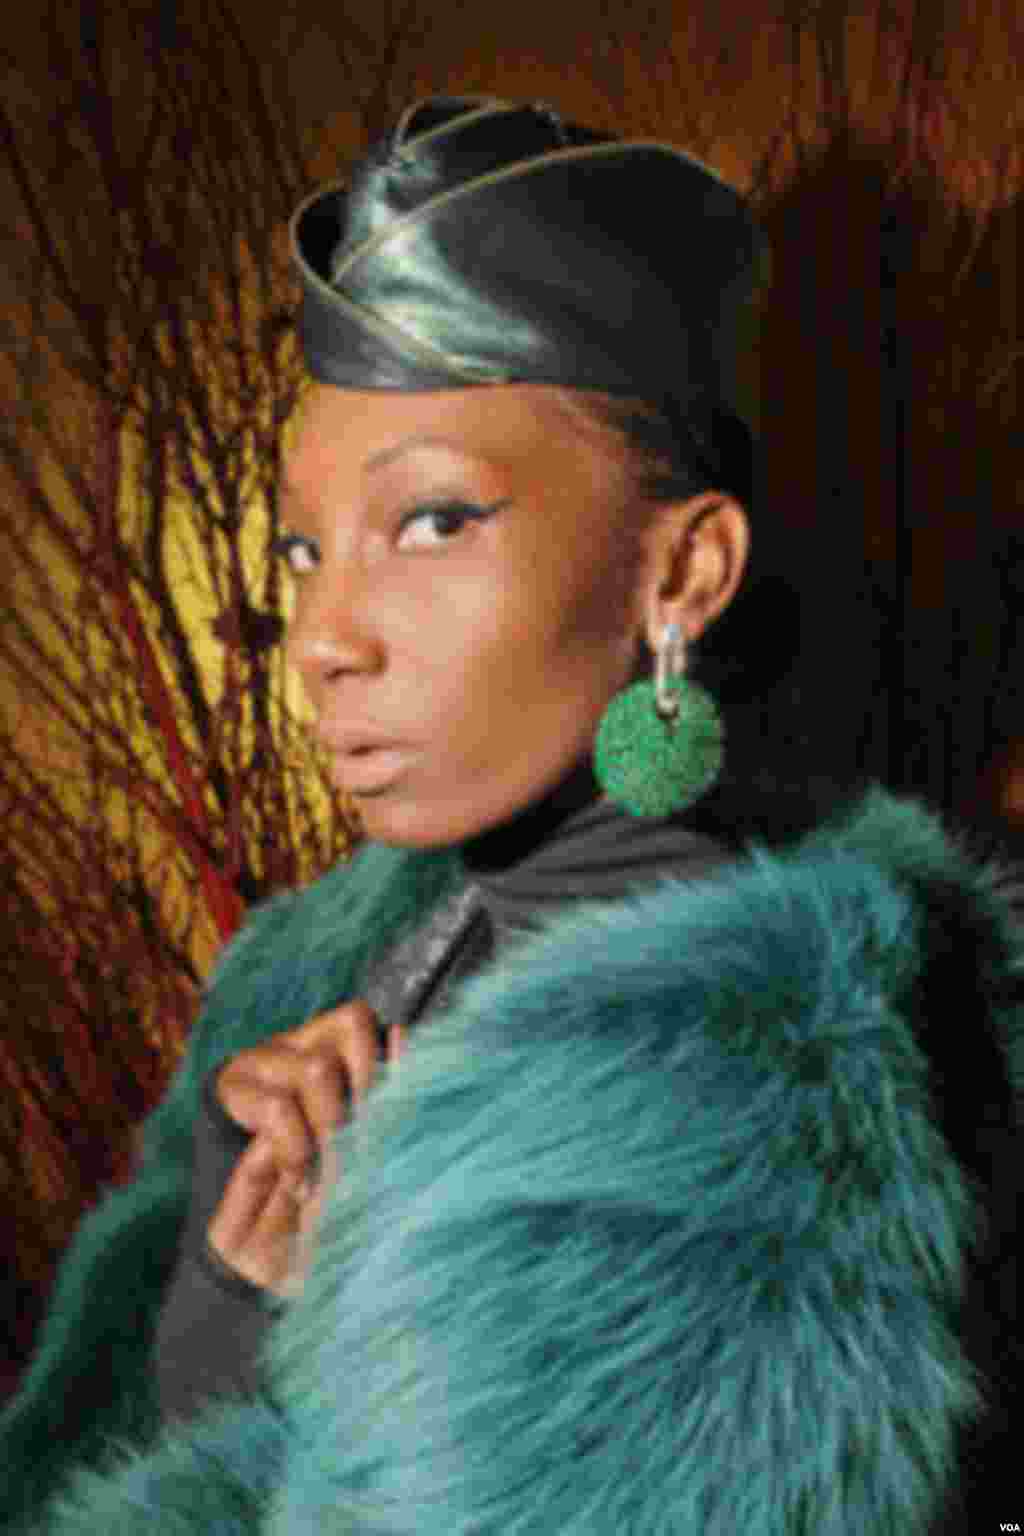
[10,789,1023,1533]
[1,840,463,1527]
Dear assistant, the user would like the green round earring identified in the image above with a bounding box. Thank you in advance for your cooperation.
[593,622,724,818]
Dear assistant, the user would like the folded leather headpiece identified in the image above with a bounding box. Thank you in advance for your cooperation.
[290,96,771,498]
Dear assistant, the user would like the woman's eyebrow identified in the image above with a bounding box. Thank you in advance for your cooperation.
[276,434,469,509]
[363,434,467,474]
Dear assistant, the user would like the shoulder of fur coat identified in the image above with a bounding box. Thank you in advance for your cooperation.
[0,839,463,1529]
[31,786,1024,1536]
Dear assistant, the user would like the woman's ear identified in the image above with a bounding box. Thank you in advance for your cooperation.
[644,493,750,648]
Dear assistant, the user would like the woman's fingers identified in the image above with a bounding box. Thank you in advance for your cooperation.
[206,1002,399,1295]
[207,1136,305,1293]
[287,1000,381,1109]
[205,1001,394,1295]
[214,1072,320,1173]
[215,1000,384,1177]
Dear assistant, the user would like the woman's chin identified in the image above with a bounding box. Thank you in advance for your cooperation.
[341,791,464,850]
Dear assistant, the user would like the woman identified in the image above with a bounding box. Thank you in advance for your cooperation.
[2,96,1020,1534]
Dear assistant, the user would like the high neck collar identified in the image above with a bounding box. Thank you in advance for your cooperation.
[459,758,608,876]
[458,759,736,938]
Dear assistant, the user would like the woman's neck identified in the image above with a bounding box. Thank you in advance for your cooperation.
[459,758,607,876]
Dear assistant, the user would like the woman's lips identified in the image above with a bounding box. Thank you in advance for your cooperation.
[330,745,417,794]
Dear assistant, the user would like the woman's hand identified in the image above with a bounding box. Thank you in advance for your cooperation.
[206,1002,406,1297]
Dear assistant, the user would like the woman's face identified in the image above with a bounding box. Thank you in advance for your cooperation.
[280,383,659,848]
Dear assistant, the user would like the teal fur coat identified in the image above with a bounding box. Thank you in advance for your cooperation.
[3,787,1022,1533]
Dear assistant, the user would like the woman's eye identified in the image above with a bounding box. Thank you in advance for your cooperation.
[273,532,320,575]
[396,500,498,551]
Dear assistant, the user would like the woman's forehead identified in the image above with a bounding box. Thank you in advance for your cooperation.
[284,383,626,485]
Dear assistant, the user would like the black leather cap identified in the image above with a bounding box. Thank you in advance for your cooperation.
[290,96,770,494]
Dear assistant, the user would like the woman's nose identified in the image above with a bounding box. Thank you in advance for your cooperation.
[285,573,378,692]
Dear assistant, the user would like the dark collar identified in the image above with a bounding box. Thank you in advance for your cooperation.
[460,759,737,938]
